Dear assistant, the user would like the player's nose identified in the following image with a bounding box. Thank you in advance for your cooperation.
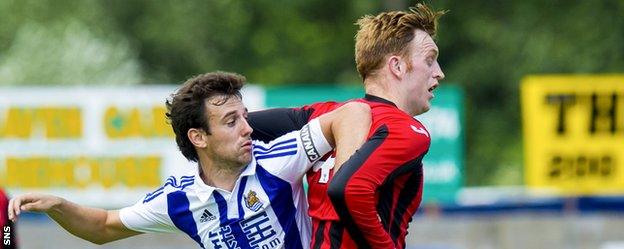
[241,118,253,136]
[434,61,445,80]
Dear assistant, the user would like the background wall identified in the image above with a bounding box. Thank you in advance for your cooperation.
[2,0,623,185]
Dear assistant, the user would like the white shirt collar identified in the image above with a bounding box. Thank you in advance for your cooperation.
[192,161,256,203]
[192,167,215,203]
[240,157,257,177]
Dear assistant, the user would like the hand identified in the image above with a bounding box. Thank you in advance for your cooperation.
[8,193,64,222]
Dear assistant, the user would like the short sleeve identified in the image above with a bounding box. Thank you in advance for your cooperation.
[119,192,178,233]
[253,118,332,182]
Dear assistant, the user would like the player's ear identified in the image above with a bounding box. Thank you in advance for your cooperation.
[188,128,208,148]
[387,55,405,79]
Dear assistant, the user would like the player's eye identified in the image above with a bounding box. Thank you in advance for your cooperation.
[426,57,434,66]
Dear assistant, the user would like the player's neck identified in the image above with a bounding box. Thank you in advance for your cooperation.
[198,158,245,192]
[365,79,411,115]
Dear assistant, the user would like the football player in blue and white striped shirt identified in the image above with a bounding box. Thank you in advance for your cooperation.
[8,71,371,249]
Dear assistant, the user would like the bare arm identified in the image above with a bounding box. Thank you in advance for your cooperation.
[8,193,141,245]
[317,102,371,169]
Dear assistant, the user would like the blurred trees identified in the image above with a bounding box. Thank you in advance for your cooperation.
[0,0,142,85]
[434,0,624,185]
[1,0,623,185]
[102,0,379,84]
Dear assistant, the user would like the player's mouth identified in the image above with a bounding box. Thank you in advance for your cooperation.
[242,140,252,150]
[428,84,437,98]
[428,84,437,93]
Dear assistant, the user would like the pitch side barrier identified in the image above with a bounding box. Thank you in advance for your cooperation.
[18,195,624,222]
[417,195,624,215]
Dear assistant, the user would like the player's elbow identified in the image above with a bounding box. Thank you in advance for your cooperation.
[81,230,117,245]
[90,238,109,245]
[339,102,370,119]
[87,233,121,245]
[86,223,131,244]
[78,234,111,245]
[335,102,371,136]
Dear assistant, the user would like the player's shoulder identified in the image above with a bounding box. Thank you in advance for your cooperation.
[404,117,430,139]
[373,108,427,129]
[142,174,197,204]
[372,113,430,144]
[252,130,299,152]
[163,174,196,191]
[251,130,301,163]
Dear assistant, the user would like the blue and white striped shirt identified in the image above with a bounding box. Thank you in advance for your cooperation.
[120,119,331,249]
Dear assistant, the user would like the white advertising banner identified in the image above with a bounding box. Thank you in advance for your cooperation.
[0,86,265,208]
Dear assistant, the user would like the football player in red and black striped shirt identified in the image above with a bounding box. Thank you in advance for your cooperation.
[249,3,446,249]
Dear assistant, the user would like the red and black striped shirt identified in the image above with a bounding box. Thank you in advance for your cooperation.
[249,94,430,249]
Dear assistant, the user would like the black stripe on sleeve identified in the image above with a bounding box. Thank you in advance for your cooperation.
[377,154,425,239]
[329,222,344,249]
[312,221,326,249]
[248,107,314,143]
[388,157,424,243]
[376,175,395,231]
[327,125,389,249]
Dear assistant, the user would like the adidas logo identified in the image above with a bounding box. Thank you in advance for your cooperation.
[199,209,216,223]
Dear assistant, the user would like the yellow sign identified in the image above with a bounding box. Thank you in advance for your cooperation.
[104,106,173,138]
[522,75,624,195]
[0,87,203,207]
[3,155,161,188]
[0,107,82,139]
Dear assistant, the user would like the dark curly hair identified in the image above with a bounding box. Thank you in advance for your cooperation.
[166,71,245,162]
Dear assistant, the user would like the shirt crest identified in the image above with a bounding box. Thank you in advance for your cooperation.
[244,190,264,212]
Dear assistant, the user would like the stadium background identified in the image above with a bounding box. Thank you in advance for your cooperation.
[1,0,623,248]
